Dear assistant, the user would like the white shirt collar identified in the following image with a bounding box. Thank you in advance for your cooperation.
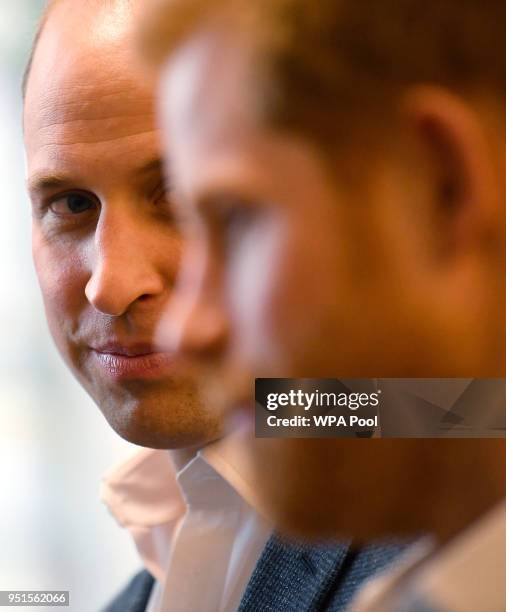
[101,430,268,583]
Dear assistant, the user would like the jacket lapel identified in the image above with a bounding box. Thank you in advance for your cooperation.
[101,570,154,612]
[239,535,411,612]
[238,534,353,611]
[329,541,413,610]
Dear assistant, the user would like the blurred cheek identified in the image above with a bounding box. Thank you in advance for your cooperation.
[228,208,341,376]
[227,217,287,370]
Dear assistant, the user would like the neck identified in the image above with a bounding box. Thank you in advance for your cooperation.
[169,445,203,473]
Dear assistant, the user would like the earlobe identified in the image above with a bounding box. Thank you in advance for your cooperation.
[401,86,498,258]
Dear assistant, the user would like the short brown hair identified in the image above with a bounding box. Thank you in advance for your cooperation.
[142,0,506,151]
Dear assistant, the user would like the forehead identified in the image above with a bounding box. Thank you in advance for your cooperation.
[162,27,260,149]
[160,28,334,211]
[24,0,158,175]
[159,28,266,189]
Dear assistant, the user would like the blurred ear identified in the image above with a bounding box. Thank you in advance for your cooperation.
[401,86,498,260]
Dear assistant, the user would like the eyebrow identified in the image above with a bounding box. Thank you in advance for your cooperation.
[136,157,164,177]
[28,158,168,196]
[27,173,73,197]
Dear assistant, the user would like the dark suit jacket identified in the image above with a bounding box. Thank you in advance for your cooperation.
[102,535,407,611]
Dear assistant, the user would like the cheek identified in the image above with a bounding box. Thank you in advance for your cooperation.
[247,208,344,374]
[32,227,89,340]
[274,227,340,362]
[227,218,286,365]
[226,208,344,374]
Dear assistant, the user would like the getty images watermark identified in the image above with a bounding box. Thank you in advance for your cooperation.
[255,379,506,438]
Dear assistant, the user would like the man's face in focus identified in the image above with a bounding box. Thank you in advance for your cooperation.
[24,1,222,449]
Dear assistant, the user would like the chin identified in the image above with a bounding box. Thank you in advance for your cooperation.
[96,392,224,450]
[107,415,223,450]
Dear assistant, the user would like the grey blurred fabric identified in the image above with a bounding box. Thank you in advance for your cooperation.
[351,500,506,612]
[102,535,409,611]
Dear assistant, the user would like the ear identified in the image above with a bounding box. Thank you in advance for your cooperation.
[401,86,498,260]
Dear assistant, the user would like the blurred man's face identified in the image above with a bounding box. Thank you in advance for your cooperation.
[156,29,506,537]
[24,2,222,449]
[159,29,503,403]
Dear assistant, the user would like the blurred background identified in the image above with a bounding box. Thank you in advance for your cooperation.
[0,1,140,609]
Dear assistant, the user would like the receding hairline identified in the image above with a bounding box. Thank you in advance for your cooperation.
[22,0,135,100]
[22,2,55,100]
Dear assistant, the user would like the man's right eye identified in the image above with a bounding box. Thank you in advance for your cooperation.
[49,192,99,217]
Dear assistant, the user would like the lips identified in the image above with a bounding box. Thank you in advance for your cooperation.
[90,342,176,380]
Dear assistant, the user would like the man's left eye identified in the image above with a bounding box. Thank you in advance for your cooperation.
[49,192,99,216]
[216,202,258,247]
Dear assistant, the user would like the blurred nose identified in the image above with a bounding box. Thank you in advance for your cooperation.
[85,209,166,316]
[161,239,229,362]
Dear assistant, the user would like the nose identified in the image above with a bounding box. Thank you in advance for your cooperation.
[160,240,229,362]
[85,210,167,316]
